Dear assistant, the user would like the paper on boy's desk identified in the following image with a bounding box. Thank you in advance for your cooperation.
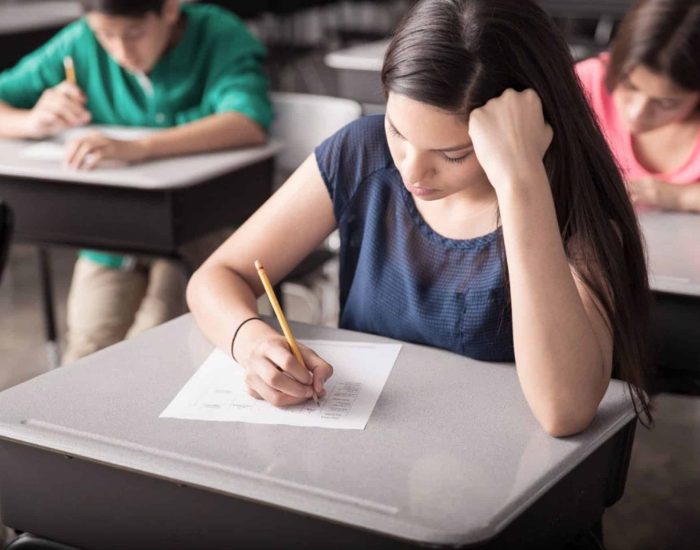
[160,340,402,429]
[20,141,126,167]
[20,142,67,162]
[20,127,155,166]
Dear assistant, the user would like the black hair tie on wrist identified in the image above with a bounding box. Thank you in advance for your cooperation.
[230,316,263,362]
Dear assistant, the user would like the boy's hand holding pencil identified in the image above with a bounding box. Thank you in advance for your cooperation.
[23,56,90,139]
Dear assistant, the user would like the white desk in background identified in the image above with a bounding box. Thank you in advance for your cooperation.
[0,2,82,71]
[639,210,700,297]
[638,210,700,392]
[324,34,597,108]
[0,0,202,36]
[0,315,637,549]
[324,39,389,106]
[0,2,82,35]
[325,38,389,74]
[0,129,281,364]
[537,0,633,18]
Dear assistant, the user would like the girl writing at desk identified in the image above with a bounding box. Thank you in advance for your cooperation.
[188,0,653,437]
[577,0,700,212]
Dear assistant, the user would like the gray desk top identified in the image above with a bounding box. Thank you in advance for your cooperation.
[0,2,82,34]
[324,39,390,72]
[537,1,633,18]
[0,315,635,546]
[325,37,584,73]
[0,131,283,189]
[639,210,700,297]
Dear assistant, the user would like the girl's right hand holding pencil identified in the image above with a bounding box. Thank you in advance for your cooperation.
[234,320,333,407]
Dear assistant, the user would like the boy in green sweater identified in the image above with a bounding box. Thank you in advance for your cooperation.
[0,0,272,362]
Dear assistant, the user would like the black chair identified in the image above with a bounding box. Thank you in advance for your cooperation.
[0,199,13,284]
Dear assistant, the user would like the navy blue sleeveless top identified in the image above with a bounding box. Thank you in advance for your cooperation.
[315,115,514,362]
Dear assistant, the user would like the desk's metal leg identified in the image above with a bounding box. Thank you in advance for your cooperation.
[36,247,60,368]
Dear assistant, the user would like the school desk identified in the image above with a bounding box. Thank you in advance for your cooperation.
[538,1,633,19]
[0,2,82,71]
[639,210,700,298]
[324,39,389,106]
[0,315,637,549]
[324,33,600,108]
[0,133,281,365]
[638,210,700,394]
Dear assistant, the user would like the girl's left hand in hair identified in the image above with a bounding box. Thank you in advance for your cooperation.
[468,88,553,192]
[64,132,149,170]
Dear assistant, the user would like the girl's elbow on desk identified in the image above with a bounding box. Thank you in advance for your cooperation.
[186,264,230,313]
[536,407,597,438]
[525,370,605,438]
[519,344,610,437]
[185,268,208,319]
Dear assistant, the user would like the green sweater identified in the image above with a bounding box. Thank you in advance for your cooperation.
[0,3,272,268]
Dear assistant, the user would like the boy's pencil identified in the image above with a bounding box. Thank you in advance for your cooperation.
[63,56,76,85]
[254,260,319,405]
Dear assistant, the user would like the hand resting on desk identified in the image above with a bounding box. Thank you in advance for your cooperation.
[628,177,700,213]
[20,126,156,170]
[64,131,149,170]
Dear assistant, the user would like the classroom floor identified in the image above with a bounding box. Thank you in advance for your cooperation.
[1,244,699,549]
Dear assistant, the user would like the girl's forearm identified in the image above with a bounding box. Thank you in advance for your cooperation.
[497,162,610,436]
[186,264,267,356]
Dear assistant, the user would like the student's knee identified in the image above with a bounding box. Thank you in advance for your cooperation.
[127,260,187,338]
[64,257,148,362]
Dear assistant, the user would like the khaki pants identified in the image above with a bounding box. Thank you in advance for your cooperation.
[63,258,187,363]
[63,229,233,364]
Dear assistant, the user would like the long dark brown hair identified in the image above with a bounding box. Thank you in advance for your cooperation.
[381,0,653,425]
[607,0,700,93]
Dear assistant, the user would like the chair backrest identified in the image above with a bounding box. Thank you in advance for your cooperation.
[0,199,13,284]
[270,92,362,177]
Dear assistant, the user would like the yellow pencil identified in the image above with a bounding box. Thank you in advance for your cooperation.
[63,56,77,85]
[255,260,319,405]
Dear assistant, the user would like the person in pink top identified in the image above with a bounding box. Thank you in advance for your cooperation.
[576,0,700,213]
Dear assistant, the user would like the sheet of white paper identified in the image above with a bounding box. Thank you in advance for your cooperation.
[64,127,155,142]
[20,141,65,162]
[19,126,155,166]
[160,340,402,429]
